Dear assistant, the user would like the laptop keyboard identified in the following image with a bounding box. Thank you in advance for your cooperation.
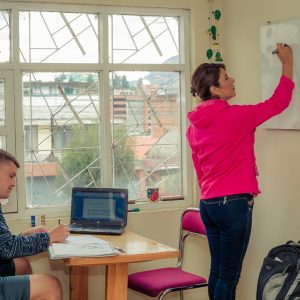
[69,222,122,228]
[70,227,120,232]
[69,221,122,228]
[69,224,123,235]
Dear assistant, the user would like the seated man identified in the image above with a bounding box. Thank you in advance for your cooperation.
[0,149,69,300]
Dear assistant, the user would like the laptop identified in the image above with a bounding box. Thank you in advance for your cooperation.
[69,187,128,235]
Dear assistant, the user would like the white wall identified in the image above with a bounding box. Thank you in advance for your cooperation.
[221,1,300,299]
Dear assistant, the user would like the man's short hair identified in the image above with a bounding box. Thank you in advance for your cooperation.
[0,149,20,168]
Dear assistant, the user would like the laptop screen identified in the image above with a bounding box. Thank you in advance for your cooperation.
[71,188,128,226]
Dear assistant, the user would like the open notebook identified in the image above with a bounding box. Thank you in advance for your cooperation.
[49,235,117,259]
[69,187,128,235]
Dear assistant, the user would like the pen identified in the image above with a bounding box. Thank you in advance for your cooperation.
[58,219,61,225]
[272,43,289,54]
[113,245,126,253]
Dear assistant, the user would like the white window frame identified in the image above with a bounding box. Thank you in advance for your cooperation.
[0,70,18,213]
[0,2,192,219]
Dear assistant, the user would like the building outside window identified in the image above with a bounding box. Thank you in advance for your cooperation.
[0,3,191,213]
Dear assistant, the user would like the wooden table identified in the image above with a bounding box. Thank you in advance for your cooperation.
[64,230,179,300]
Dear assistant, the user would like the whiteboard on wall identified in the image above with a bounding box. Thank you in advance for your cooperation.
[261,19,300,129]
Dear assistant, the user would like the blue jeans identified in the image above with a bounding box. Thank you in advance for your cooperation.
[200,194,254,300]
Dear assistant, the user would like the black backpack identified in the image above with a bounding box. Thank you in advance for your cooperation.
[257,241,300,300]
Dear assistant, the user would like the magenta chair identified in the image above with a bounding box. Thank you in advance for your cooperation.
[128,207,208,300]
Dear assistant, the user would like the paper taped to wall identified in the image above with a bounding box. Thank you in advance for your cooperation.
[261,19,300,129]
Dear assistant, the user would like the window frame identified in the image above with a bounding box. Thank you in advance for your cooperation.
[0,2,192,219]
[0,70,18,213]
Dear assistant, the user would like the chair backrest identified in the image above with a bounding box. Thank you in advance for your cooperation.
[177,207,206,267]
[182,208,206,236]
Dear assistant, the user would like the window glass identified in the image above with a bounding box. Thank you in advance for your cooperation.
[0,79,5,126]
[23,72,101,207]
[0,136,6,149]
[12,7,188,208]
[0,11,10,62]
[19,11,99,63]
[0,78,7,149]
[110,71,182,201]
[109,15,179,64]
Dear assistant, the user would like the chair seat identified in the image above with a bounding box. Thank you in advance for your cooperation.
[128,267,207,297]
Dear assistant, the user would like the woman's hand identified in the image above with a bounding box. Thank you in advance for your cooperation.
[21,226,48,236]
[48,224,70,244]
[276,43,293,80]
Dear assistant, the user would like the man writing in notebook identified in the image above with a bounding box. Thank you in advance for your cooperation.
[0,149,69,299]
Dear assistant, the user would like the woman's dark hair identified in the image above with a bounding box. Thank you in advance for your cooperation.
[190,63,226,101]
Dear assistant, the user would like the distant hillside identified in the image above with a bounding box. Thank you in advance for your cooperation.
[144,55,179,87]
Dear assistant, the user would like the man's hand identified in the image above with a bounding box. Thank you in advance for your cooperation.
[48,224,70,244]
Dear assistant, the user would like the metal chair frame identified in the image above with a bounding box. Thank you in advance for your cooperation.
[129,207,208,300]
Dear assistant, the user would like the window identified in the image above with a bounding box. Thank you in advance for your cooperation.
[0,70,16,212]
[111,71,182,201]
[0,11,10,63]
[109,15,179,64]
[19,11,99,63]
[0,3,190,212]
[23,72,100,206]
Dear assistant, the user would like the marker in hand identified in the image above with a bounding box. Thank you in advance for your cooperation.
[272,43,289,54]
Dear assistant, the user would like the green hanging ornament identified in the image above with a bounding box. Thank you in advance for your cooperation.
[206,49,213,60]
[214,10,221,20]
[210,25,217,40]
[215,51,223,62]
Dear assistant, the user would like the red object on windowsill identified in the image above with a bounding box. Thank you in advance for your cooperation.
[147,188,159,202]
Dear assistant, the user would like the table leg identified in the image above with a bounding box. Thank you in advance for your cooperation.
[69,266,89,300]
[105,264,128,300]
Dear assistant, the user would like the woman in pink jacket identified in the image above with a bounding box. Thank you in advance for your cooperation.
[186,43,293,300]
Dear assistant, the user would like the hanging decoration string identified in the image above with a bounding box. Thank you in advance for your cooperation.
[206,0,223,62]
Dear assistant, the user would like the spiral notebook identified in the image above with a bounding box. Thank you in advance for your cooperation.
[68,187,128,235]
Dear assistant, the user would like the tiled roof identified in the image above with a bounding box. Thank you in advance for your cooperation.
[25,162,57,177]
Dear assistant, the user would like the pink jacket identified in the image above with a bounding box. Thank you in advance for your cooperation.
[186,76,294,199]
